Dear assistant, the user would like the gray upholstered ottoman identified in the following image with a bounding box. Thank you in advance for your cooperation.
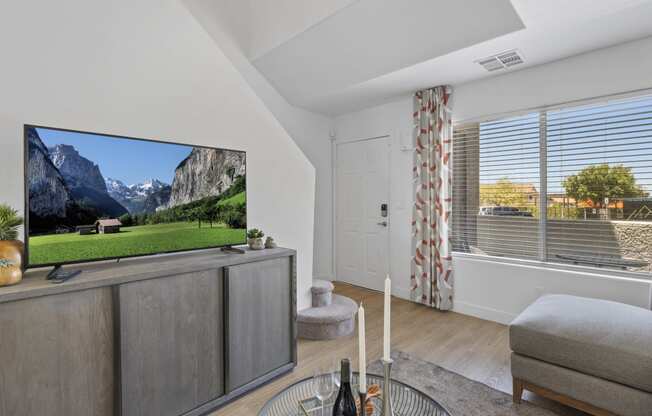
[510,294,652,416]
[297,294,357,340]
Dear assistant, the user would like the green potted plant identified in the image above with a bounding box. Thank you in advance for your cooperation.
[247,228,265,250]
[0,204,24,286]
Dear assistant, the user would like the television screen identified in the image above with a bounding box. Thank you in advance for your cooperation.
[24,125,246,267]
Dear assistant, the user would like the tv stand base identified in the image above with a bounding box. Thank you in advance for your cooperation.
[46,265,82,284]
[221,246,246,254]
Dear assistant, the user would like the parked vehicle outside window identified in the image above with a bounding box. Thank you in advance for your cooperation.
[479,206,533,217]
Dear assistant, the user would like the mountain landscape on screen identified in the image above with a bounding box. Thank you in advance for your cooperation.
[26,126,246,266]
[105,177,171,214]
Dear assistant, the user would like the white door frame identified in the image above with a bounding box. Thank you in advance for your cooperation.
[332,134,392,288]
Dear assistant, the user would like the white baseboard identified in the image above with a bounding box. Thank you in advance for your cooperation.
[396,286,515,325]
[452,301,516,325]
[333,281,515,325]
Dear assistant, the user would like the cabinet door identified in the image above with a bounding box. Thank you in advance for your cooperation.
[119,269,223,416]
[0,287,114,416]
[225,257,292,391]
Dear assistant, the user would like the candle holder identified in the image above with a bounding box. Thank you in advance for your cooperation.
[381,359,394,416]
[358,390,367,416]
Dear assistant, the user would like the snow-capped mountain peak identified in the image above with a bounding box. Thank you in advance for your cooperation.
[105,177,129,192]
[128,178,166,196]
[105,177,169,213]
[142,178,164,189]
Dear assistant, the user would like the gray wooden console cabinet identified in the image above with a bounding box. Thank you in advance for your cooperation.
[225,258,292,392]
[0,248,296,416]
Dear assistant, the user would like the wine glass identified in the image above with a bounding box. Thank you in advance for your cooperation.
[332,357,341,389]
[312,370,336,416]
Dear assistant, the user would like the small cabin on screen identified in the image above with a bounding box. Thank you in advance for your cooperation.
[95,218,122,234]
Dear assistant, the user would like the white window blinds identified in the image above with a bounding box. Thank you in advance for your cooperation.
[452,94,652,274]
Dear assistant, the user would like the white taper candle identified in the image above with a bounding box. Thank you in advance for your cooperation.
[358,302,366,392]
[383,274,391,361]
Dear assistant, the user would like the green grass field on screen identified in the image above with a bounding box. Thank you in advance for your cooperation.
[29,221,245,265]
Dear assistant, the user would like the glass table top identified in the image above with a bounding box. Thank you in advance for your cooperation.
[258,372,451,416]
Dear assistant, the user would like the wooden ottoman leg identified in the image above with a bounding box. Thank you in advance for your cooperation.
[512,378,524,404]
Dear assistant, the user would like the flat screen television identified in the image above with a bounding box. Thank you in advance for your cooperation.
[24,125,246,268]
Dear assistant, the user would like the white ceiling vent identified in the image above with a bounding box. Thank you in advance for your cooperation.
[476,49,524,72]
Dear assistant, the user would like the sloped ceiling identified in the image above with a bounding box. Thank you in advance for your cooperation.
[252,0,524,109]
[210,0,358,60]
[189,0,652,115]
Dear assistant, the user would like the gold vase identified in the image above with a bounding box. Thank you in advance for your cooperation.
[0,240,24,286]
[0,265,22,286]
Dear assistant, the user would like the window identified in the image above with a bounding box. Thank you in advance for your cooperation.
[452,94,652,275]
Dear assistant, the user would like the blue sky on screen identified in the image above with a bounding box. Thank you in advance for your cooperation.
[479,95,652,194]
[37,128,192,185]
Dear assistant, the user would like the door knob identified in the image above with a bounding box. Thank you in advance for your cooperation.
[377,221,388,227]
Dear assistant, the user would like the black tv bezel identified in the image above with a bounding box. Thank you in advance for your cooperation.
[23,124,247,269]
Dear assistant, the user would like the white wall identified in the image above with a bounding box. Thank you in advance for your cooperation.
[334,37,652,322]
[183,0,335,282]
[0,0,316,310]
[454,35,652,122]
[454,256,651,324]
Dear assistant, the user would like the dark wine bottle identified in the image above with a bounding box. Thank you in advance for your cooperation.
[332,359,357,416]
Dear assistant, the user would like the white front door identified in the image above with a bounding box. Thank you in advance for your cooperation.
[336,137,390,291]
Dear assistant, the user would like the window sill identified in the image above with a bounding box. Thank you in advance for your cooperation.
[452,252,652,282]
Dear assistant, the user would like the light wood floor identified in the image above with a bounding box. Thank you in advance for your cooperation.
[210,282,514,415]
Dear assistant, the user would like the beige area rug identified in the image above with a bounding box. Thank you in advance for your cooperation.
[367,351,586,416]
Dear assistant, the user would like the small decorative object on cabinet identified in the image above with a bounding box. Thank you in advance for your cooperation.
[0,259,22,286]
[0,204,24,286]
[247,228,265,250]
[265,236,277,249]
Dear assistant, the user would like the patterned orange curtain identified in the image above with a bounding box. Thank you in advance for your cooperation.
[410,86,454,310]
